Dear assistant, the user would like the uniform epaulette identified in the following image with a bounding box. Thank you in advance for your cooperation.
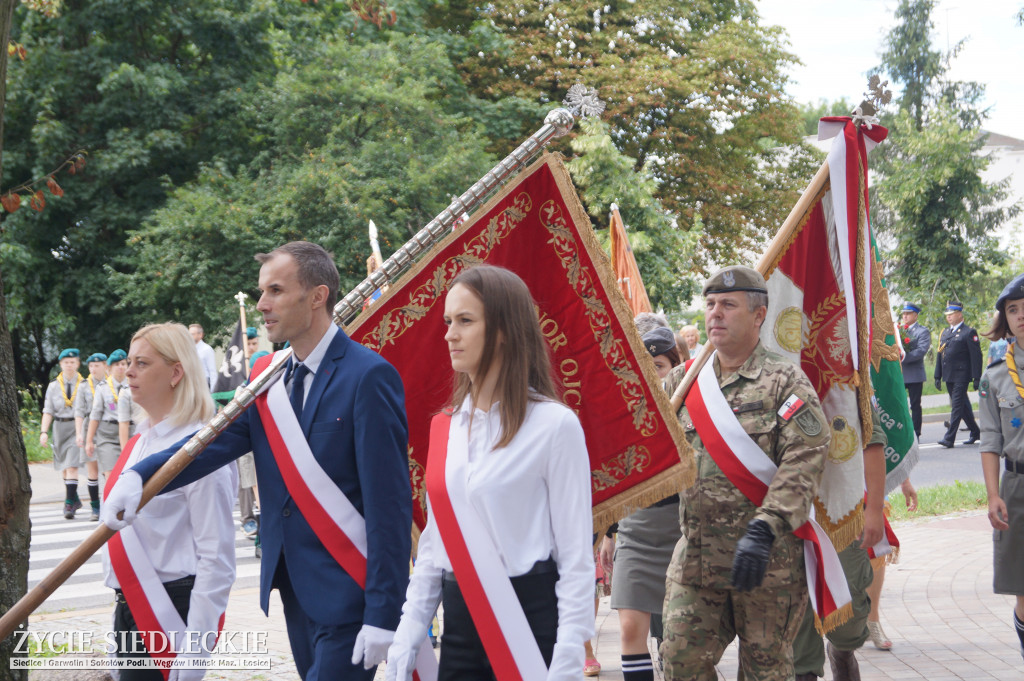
[989,358,1006,368]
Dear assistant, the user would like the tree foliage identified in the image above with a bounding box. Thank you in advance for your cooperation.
[1,0,279,389]
[112,34,496,328]
[566,117,702,310]
[445,0,812,265]
[871,0,1021,317]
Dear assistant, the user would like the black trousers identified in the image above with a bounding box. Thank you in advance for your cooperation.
[112,575,194,681]
[905,382,923,436]
[944,381,979,442]
[438,563,559,680]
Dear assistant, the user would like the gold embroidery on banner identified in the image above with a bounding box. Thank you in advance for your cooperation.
[869,248,901,371]
[592,445,651,492]
[774,306,804,354]
[407,447,427,519]
[360,193,533,351]
[802,292,857,392]
[538,198,657,436]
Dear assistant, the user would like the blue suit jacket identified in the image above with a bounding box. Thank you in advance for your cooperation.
[900,323,931,384]
[133,330,412,629]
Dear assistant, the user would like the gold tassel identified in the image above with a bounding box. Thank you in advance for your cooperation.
[815,601,854,635]
[812,498,864,553]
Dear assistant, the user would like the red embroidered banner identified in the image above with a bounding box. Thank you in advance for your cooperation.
[347,154,692,533]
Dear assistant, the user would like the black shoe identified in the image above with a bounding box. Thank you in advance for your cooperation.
[963,436,980,445]
[938,439,954,448]
[64,498,82,519]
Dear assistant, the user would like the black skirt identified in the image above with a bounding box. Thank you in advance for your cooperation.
[438,559,559,680]
[112,575,194,681]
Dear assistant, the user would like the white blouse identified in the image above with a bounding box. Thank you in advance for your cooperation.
[403,396,594,678]
[103,419,238,649]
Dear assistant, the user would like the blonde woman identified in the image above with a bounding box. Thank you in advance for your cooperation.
[101,323,237,680]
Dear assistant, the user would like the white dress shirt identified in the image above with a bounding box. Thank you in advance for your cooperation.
[285,324,338,403]
[195,340,217,391]
[399,396,595,679]
[103,418,238,650]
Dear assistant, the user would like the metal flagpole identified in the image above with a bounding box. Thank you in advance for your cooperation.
[0,85,605,639]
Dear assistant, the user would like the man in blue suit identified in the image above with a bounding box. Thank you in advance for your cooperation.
[103,241,412,681]
[900,303,931,438]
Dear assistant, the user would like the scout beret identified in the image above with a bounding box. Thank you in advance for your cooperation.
[944,300,963,312]
[107,349,127,364]
[86,353,108,364]
[902,303,921,313]
[996,273,1024,313]
[246,326,258,339]
[249,350,270,369]
[58,348,80,360]
[641,327,676,358]
[702,266,768,297]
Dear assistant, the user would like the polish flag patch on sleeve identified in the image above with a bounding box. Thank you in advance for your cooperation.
[777,394,805,421]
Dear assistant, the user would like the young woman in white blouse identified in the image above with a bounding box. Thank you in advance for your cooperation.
[101,323,237,680]
[385,265,594,681]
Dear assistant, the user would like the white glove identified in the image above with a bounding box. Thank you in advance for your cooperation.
[351,624,395,670]
[546,641,585,681]
[384,642,416,681]
[100,470,143,531]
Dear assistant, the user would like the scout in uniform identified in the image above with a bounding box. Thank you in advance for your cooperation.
[75,352,108,520]
[86,349,129,480]
[899,303,931,438]
[978,273,1024,661]
[117,371,143,449]
[40,348,86,519]
[935,300,983,447]
[660,266,830,681]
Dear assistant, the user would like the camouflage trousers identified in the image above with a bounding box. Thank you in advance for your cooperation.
[660,581,808,681]
[792,539,874,677]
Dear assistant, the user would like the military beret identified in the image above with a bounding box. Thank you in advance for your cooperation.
[58,348,80,360]
[702,266,767,297]
[996,273,1024,313]
[249,350,270,369]
[107,349,127,364]
[902,303,921,313]
[641,327,676,358]
[944,300,963,312]
[246,326,258,339]
[86,353,108,364]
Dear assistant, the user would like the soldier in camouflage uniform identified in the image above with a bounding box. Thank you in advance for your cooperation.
[660,266,830,681]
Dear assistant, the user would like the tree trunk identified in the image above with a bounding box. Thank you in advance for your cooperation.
[0,0,32,678]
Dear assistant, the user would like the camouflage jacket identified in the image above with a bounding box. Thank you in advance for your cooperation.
[665,341,830,590]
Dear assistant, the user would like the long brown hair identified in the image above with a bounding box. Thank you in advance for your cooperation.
[448,266,558,448]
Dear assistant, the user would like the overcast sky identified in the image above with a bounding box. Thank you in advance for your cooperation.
[756,0,1024,141]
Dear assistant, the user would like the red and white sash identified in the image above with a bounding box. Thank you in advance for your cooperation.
[251,352,437,680]
[684,356,852,622]
[424,413,547,681]
[105,435,225,679]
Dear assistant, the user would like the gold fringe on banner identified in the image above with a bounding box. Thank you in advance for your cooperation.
[813,497,864,554]
[815,601,854,635]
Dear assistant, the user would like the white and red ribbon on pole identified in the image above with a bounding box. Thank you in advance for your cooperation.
[424,413,549,681]
[685,357,852,623]
[818,116,888,371]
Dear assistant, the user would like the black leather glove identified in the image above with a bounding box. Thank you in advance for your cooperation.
[934,378,941,391]
[731,518,775,592]
[972,379,979,391]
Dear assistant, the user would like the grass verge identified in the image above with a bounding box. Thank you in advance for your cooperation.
[922,403,978,416]
[20,421,54,464]
[887,480,987,522]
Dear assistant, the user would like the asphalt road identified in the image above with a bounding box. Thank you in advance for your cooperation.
[909,418,987,489]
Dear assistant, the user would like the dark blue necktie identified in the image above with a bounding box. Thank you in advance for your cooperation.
[288,362,310,420]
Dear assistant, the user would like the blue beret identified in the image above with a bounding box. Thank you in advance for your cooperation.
[246,327,257,339]
[86,353,108,364]
[58,348,80,360]
[107,349,127,364]
[902,303,921,313]
[249,350,270,368]
[945,300,963,312]
[996,273,1024,313]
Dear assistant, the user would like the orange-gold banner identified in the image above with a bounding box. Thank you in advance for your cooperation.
[347,154,692,533]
